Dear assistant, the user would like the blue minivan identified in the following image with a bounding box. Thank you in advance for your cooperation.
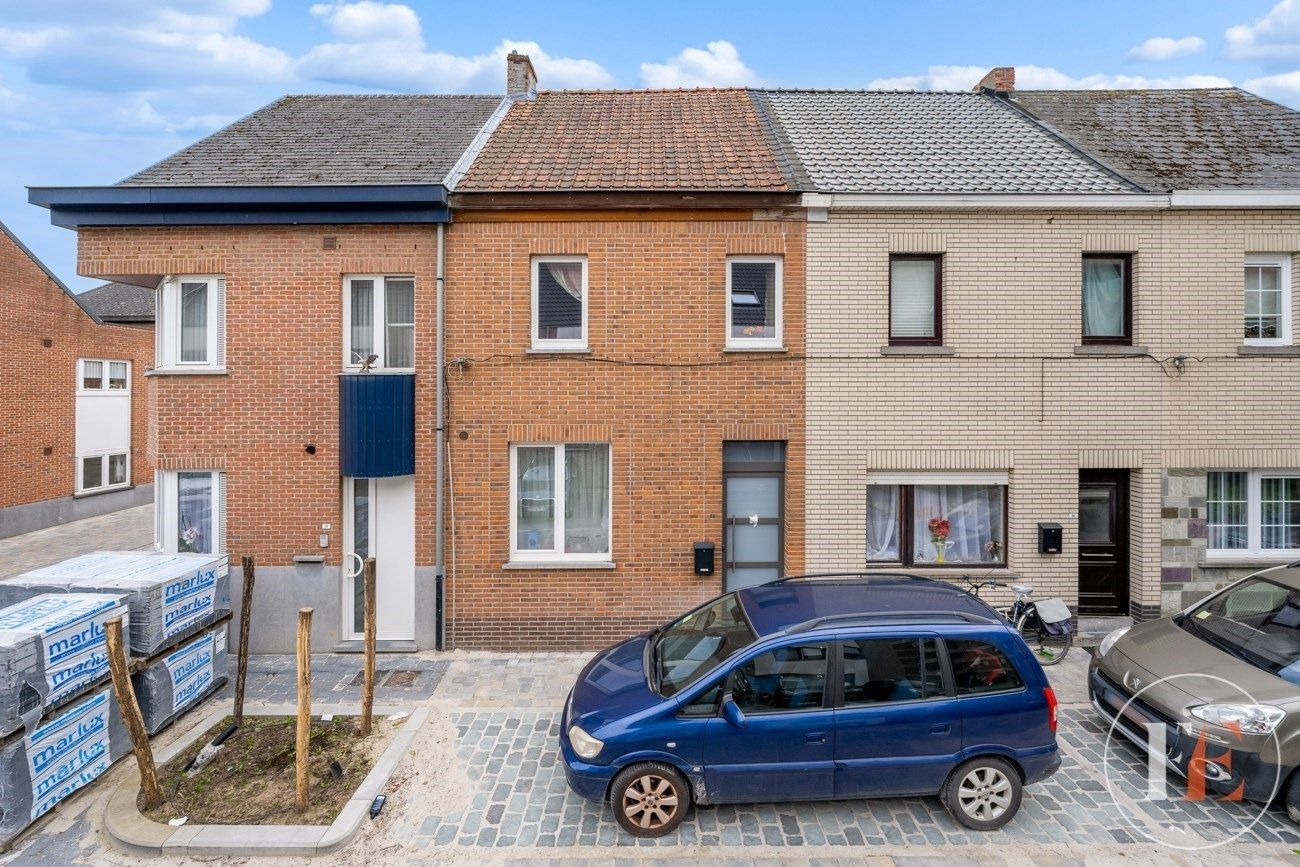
[560,574,1061,836]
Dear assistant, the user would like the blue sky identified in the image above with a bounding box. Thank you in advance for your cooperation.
[2,0,1299,289]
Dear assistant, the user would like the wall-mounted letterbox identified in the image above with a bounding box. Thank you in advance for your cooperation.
[694,542,715,575]
[1038,522,1063,554]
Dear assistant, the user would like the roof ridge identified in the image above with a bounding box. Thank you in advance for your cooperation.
[534,86,749,95]
[279,93,503,99]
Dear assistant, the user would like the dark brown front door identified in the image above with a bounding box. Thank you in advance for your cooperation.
[1078,470,1130,615]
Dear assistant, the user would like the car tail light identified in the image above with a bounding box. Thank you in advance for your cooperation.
[1044,687,1059,734]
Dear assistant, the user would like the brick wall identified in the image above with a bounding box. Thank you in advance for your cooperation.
[0,228,152,511]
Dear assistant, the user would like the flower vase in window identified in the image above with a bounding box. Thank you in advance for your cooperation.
[928,518,951,564]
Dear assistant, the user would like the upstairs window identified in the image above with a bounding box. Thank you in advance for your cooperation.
[889,255,941,345]
[1082,254,1132,345]
[78,359,129,392]
[726,257,782,349]
[1244,255,1291,346]
[344,275,415,370]
[531,257,587,351]
[157,277,224,371]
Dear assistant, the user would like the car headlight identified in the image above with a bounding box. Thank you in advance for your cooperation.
[568,725,604,760]
[1189,703,1286,735]
[1097,626,1130,659]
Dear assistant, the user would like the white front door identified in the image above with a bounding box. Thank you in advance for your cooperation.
[343,475,415,641]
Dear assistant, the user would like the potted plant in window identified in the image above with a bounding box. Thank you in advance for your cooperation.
[928,518,951,564]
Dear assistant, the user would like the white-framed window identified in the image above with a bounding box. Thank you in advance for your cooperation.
[1243,254,1292,346]
[726,256,783,349]
[510,443,610,562]
[78,359,130,392]
[1208,470,1300,558]
[77,451,129,494]
[157,276,224,371]
[155,469,224,555]
[531,257,587,351]
[866,471,1008,566]
[343,275,415,370]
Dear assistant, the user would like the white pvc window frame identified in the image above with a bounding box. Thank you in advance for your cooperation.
[508,442,612,563]
[530,256,588,352]
[341,274,417,371]
[1243,254,1292,347]
[154,469,225,555]
[157,276,224,372]
[1206,468,1300,559]
[76,450,129,495]
[725,256,784,350]
[77,358,130,393]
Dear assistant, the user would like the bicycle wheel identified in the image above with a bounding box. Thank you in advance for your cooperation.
[1015,611,1071,666]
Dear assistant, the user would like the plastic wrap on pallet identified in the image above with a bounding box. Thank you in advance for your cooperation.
[0,552,228,657]
[0,686,129,844]
[133,624,228,735]
[0,594,130,738]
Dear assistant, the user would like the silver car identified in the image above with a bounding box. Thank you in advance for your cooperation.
[1090,565,1300,819]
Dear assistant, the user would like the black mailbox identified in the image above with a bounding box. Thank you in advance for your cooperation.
[1038,522,1063,554]
[694,542,715,575]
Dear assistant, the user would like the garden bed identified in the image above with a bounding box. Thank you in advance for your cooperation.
[146,715,394,826]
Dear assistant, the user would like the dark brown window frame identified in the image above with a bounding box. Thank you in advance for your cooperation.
[888,254,943,346]
[866,483,1009,568]
[1081,253,1133,346]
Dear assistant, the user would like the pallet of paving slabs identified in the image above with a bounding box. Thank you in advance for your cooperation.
[0,594,130,739]
[132,622,229,735]
[0,552,230,658]
[0,685,130,847]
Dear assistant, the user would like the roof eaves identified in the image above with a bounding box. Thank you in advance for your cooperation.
[746,90,814,192]
[0,218,100,323]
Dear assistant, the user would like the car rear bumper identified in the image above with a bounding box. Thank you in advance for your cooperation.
[1020,744,1062,785]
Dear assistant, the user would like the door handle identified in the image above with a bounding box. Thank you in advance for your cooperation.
[930,723,950,734]
[1079,553,1111,558]
[345,551,363,579]
[805,732,827,745]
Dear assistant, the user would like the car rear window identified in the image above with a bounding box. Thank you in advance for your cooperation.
[946,639,1025,695]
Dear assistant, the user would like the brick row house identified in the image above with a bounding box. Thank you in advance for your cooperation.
[26,57,1300,650]
[0,221,153,537]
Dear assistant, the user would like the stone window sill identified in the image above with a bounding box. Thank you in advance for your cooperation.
[1237,345,1300,356]
[1200,556,1300,568]
[502,560,616,570]
[1073,345,1149,357]
[864,566,1021,580]
[146,367,229,376]
[723,345,788,353]
[879,345,955,356]
[73,484,134,500]
[527,346,590,355]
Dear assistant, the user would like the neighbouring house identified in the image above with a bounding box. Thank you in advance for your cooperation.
[0,221,153,537]
[77,281,156,327]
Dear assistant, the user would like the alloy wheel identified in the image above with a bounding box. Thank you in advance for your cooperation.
[622,774,679,830]
[957,766,1012,822]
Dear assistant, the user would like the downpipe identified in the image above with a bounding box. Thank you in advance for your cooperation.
[434,221,446,650]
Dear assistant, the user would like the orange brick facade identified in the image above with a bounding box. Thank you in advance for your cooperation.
[0,228,152,514]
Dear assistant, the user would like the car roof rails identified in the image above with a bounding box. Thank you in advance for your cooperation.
[766,572,935,585]
[786,609,1000,634]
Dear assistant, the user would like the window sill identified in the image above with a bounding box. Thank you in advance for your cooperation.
[879,345,954,356]
[1237,345,1300,356]
[146,367,229,377]
[339,368,416,375]
[1073,344,1148,356]
[867,565,1018,579]
[724,345,787,353]
[73,484,133,499]
[526,347,591,355]
[1201,555,1300,568]
[502,560,617,570]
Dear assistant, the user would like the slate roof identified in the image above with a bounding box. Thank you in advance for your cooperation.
[458,89,790,191]
[121,94,504,186]
[1011,88,1300,191]
[748,90,1139,194]
[77,282,155,323]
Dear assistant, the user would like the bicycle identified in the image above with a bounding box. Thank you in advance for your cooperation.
[963,577,1072,666]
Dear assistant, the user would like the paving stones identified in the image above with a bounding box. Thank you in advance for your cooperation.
[215,653,447,705]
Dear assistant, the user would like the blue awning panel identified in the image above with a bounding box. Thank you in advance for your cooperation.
[339,373,415,478]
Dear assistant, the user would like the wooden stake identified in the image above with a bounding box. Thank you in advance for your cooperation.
[106,616,163,809]
[295,607,313,811]
[233,555,256,727]
[360,557,377,736]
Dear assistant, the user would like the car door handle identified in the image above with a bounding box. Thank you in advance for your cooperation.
[805,732,827,744]
[930,723,950,734]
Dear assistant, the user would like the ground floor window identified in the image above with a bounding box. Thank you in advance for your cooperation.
[867,473,1007,566]
[155,469,224,555]
[511,443,610,561]
[77,451,129,494]
[1208,470,1300,557]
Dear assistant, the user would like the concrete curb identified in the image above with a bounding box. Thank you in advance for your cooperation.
[104,704,428,857]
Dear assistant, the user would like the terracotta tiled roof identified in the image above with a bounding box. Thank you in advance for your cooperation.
[458,89,790,192]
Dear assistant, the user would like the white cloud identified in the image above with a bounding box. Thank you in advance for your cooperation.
[1226,0,1300,63]
[868,64,1231,91]
[640,41,761,88]
[1244,69,1300,102]
[309,1,421,43]
[1127,36,1205,62]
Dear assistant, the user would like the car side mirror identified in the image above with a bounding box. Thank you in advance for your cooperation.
[721,692,747,728]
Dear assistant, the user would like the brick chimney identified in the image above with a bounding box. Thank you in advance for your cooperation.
[973,67,1015,94]
[507,51,538,98]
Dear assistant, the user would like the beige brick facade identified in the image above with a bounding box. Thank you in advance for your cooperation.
[805,207,1300,617]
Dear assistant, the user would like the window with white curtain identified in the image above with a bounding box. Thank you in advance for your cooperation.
[867,473,1006,566]
[343,275,415,369]
[511,443,610,561]
[1208,470,1300,557]
[1244,255,1292,345]
[1082,254,1131,344]
[726,257,782,349]
[157,276,224,372]
[155,469,224,555]
[532,257,587,350]
[78,359,130,392]
[889,255,941,345]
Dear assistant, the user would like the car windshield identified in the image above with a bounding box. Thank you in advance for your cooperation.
[1178,577,1300,685]
[654,593,757,698]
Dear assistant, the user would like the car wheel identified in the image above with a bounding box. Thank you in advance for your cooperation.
[942,756,1023,831]
[609,762,691,838]
[1286,770,1300,824]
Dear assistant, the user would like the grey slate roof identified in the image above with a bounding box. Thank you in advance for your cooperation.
[1011,88,1300,191]
[77,282,155,323]
[121,94,504,186]
[749,90,1140,194]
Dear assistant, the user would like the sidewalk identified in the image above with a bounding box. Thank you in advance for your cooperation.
[0,503,153,579]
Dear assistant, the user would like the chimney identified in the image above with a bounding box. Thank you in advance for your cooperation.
[973,66,1015,94]
[507,51,538,98]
